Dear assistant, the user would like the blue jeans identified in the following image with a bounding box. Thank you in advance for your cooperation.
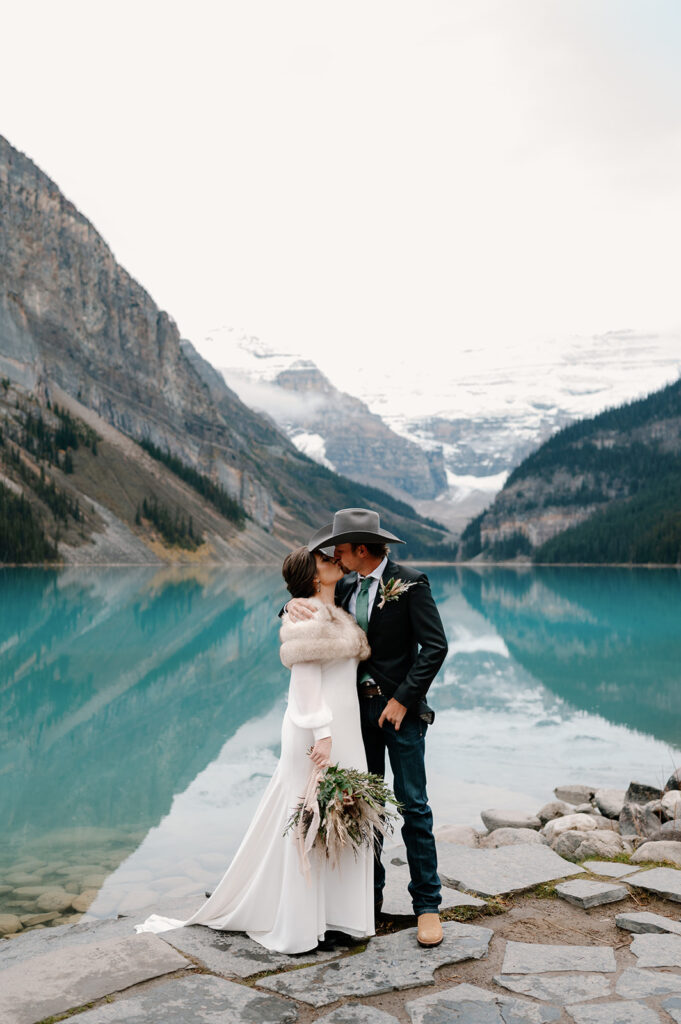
[360,694,441,916]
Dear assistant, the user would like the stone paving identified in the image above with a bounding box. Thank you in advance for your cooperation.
[316,1009,400,1024]
[616,911,681,935]
[404,983,562,1022]
[500,942,617,975]
[494,974,613,1004]
[10,791,681,1023]
[159,921,345,978]
[566,1001,663,1022]
[615,967,681,998]
[257,923,494,1006]
[0,933,190,1024]
[60,976,298,1024]
[583,862,637,879]
[383,862,486,916]
[631,933,681,968]
[435,844,585,898]
[628,868,681,902]
[554,880,628,910]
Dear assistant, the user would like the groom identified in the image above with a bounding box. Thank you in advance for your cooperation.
[286,507,449,948]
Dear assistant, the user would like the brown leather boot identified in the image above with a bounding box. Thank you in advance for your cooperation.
[417,912,443,947]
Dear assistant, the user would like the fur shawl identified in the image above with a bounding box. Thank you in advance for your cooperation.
[279,601,371,669]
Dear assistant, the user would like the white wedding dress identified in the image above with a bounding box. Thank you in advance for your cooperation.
[136,637,374,953]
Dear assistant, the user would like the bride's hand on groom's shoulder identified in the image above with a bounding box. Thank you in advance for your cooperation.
[286,598,318,622]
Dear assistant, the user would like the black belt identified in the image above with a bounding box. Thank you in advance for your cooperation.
[359,680,384,697]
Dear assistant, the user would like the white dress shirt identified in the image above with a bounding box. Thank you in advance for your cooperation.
[347,556,388,622]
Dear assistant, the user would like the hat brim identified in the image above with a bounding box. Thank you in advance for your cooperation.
[306,523,334,554]
[316,528,405,547]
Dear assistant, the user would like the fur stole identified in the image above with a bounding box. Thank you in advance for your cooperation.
[279,601,370,669]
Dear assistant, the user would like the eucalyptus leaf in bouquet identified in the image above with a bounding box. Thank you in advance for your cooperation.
[285,762,401,874]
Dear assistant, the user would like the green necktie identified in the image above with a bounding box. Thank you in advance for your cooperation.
[356,577,373,685]
[355,576,372,633]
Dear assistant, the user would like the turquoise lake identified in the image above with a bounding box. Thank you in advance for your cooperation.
[2,564,681,923]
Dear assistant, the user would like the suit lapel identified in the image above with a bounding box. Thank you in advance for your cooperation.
[368,559,398,629]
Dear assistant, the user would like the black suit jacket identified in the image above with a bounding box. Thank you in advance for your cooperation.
[336,559,448,722]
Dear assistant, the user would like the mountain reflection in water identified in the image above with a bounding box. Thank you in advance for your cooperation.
[0,566,288,855]
[457,567,681,747]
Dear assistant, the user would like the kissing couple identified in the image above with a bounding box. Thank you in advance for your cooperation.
[137,507,449,954]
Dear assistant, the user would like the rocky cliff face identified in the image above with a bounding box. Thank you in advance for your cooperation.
[0,136,280,529]
[0,135,453,562]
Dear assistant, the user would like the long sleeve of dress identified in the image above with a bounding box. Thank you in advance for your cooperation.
[287,661,332,742]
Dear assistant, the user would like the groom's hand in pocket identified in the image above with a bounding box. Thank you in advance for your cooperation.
[378,698,407,731]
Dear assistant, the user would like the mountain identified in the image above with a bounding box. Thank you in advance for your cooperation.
[199,328,681,537]
[212,328,447,502]
[352,333,681,480]
[0,135,455,564]
[460,376,681,564]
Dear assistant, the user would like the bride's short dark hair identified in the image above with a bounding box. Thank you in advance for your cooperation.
[282,546,317,598]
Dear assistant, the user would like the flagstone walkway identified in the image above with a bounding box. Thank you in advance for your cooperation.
[5,841,681,1022]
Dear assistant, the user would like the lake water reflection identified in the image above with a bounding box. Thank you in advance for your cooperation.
[1,564,681,924]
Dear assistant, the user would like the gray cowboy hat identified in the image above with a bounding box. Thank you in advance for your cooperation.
[306,523,335,559]
[308,508,404,549]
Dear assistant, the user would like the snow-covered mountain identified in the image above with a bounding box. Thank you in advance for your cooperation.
[353,330,681,477]
[204,326,681,535]
[212,328,448,504]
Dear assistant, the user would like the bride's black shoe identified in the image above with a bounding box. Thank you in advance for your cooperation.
[323,929,362,947]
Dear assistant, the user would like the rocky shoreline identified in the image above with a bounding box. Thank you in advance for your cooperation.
[5,775,681,1022]
[452,768,681,868]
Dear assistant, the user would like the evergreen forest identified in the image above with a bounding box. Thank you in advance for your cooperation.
[463,376,681,564]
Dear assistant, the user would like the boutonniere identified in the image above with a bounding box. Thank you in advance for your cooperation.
[377,577,417,610]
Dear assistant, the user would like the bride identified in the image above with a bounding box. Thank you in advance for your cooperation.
[135,544,375,953]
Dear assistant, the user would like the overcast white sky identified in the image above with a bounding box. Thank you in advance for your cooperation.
[3,1,681,387]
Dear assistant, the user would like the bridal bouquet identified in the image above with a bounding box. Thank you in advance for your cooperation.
[285,763,401,874]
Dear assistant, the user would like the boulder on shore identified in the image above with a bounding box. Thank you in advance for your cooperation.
[479,828,547,849]
[631,841,681,868]
[0,914,22,936]
[661,791,681,820]
[572,831,630,861]
[625,781,663,805]
[551,828,629,861]
[543,813,614,843]
[659,822,681,841]
[537,800,574,824]
[620,802,663,839]
[480,809,541,832]
[595,788,626,819]
[551,831,589,859]
[554,785,596,805]
[434,824,480,847]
